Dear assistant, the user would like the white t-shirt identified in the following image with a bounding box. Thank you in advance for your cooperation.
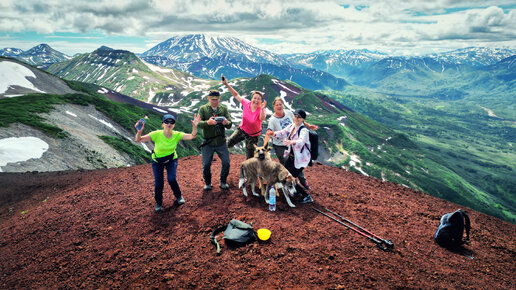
[267,110,294,146]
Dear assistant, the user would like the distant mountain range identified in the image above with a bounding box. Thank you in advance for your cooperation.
[1,44,70,68]
[2,37,514,93]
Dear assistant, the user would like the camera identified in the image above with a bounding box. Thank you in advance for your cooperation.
[214,116,226,123]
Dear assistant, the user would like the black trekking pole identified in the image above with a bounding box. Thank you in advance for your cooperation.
[324,207,394,249]
[312,207,389,251]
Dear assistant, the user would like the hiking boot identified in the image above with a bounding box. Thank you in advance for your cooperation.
[177,196,185,205]
[155,203,163,212]
[299,195,313,204]
[219,182,229,190]
[204,184,212,191]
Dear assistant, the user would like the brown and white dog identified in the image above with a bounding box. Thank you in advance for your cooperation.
[239,144,297,207]
[238,144,271,197]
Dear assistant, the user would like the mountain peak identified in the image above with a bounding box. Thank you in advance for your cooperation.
[142,34,287,66]
[96,45,114,51]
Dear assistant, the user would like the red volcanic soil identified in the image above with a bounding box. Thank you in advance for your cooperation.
[0,155,515,288]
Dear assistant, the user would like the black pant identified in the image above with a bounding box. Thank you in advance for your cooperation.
[273,144,308,186]
[283,155,308,197]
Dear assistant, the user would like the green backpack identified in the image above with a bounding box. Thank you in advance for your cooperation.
[210,219,257,254]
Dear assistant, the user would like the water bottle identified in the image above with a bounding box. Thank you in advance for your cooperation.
[135,118,146,131]
[269,186,276,211]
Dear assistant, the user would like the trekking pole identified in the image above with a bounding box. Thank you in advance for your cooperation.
[324,207,394,249]
[312,207,388,251]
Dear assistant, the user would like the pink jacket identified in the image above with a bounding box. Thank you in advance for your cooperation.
[275,124,311,169]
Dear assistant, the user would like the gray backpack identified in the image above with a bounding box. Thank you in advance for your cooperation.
[210,219,257,254]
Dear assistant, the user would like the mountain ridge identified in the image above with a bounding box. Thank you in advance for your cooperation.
[0,154,514,288]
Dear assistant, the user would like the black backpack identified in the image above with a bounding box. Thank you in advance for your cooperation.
[297,126,319,165]
[434,209,470,248]
[210,219,257,254]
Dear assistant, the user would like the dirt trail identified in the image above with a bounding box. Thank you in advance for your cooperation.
[0,155,514,288]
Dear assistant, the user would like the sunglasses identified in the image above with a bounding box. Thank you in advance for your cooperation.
[163,119,175,124]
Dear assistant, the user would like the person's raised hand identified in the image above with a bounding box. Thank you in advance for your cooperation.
[191,114,201,126]
[261,100,267,110]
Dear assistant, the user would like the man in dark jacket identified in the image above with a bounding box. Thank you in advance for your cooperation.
[197,90,233,190]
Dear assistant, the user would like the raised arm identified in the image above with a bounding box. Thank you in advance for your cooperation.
[182,114,200,141]
[259,100,267,121]
[222,75,243,103]
[135,120,152,143]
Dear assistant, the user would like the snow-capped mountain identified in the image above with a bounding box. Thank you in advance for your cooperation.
[283,49,387,77]
[141,34,288,66]
[0,48,24,57]
[427,47,515,67]
[15,44,71,67]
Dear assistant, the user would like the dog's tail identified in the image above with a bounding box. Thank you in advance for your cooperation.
[239,166,245,188]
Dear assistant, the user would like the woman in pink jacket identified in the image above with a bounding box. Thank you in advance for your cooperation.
[222,75,267,159]
[266,109,313,204]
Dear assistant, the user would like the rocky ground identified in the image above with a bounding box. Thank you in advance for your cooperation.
[0,154,514,288]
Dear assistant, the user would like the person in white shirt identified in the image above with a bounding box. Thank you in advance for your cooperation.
[265,97,318,190]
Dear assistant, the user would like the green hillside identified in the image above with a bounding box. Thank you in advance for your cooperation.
[161,74,515,222]
[46,49,215,102]
[324,87,515,223]
[0,81,202,164]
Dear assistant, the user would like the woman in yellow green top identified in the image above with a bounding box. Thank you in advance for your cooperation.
[135,113,200,212]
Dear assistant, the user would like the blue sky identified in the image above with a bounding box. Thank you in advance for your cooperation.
[1,0,515,56]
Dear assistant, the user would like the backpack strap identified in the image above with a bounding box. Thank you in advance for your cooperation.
[296,125,311,154]
[210,225,227,255]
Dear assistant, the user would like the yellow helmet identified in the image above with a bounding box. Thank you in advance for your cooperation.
[257,228,271,241]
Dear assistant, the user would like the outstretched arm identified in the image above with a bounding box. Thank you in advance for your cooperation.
[222,75,243,103]
[304,121,319,131]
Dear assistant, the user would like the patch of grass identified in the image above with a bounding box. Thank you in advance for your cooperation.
[99,136,150,164]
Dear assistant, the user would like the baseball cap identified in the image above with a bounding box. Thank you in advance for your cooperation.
[293,109,307,119]
[162,114,176,122]
[207,89,221,99]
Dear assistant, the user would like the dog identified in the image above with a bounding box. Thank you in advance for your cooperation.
[257,158,297,208]
[239,144,271,197]
[239,144,297,207]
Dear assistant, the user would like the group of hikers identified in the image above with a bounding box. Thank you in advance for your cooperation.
[135,76,317,212]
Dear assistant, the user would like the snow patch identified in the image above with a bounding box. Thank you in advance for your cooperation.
[153,107,168,114]
[97,87,109,94]
[0,137,49,170]
[66,111,77,117]
[88,114,120,134]
[0,61,44,94]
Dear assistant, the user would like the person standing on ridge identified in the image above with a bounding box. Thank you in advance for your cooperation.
[266,109,313,204]
[135,113,200,212]
[264,97,318,190]
[222,75,267,159]
[197,89,233,190]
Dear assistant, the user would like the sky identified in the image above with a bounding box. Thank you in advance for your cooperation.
[0,0,515,56]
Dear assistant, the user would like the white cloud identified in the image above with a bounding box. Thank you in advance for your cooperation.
[0,1,514,55]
